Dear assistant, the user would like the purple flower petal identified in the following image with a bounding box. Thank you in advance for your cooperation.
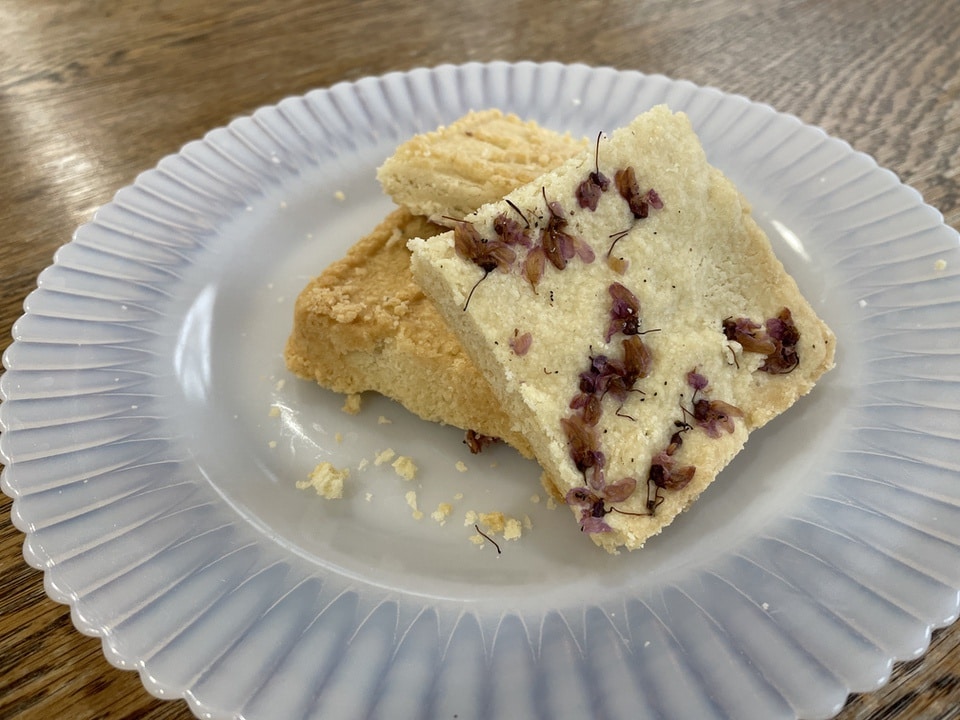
[686,370,709,391]
[603,476,637,503]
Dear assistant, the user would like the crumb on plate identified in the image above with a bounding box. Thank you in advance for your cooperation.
[297,462,349,499]
[503,517,523,541]
[405,490,424,520]
[392,455,418,480]
[462,510,527,541]
[478,511,506,533]
[431,502,454,525]
[374,448,396,466]
[341,393,362,415]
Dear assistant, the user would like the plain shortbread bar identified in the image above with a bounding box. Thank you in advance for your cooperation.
[409,105,836,553]
[378,109,588,223]
[285,111,586,455]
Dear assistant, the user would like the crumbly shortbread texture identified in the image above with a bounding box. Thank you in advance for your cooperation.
[297,462,350,499]
[378,109,588,223]
[286,111,585,456]
[409,105,835,553]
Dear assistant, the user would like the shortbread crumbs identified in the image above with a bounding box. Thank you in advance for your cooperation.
[503,517,523,541]
[431,502,454,525]
[268,405,281,418]
[462,510,526,540]
[478,511,506,533]
[405,490,424,520]
[392,455,418,480]
[341,393,362,415]
[297,462,349,499]
[377,415,392,424]
[374,448,396,465]
[455,460,468,473]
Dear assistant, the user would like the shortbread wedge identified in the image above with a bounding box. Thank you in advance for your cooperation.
[409,105,835,552]
[286,112,585,456]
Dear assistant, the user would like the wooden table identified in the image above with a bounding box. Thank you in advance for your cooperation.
[2,1,958,718]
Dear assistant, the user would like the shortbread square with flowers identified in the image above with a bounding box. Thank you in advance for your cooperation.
[409,105,835,553]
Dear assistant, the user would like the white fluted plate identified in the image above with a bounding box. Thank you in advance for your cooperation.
[2,62,959,720]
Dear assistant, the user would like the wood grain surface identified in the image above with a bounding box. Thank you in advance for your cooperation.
[1,1,958,718]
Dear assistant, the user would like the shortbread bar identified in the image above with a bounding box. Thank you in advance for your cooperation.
[378,109,588,223]
[409,105,835,552]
